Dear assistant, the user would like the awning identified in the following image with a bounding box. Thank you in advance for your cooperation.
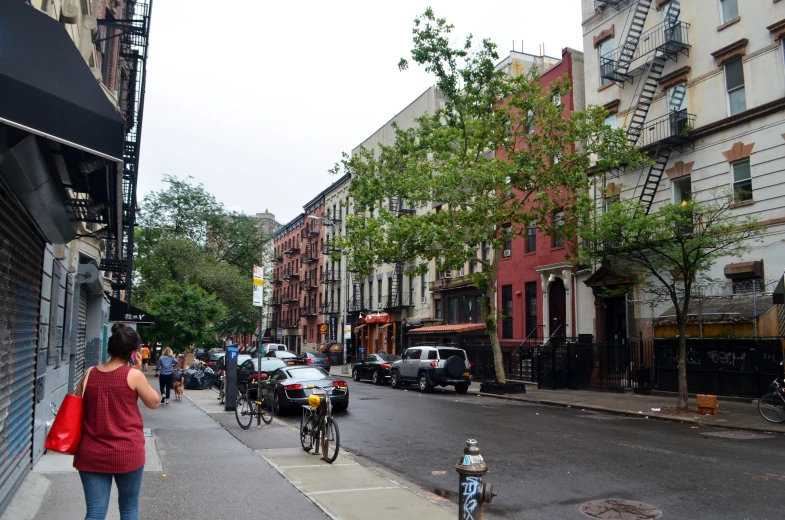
[354,324,367,333]
[0,1,125,161]
[363,312,390,324]
[109,296,155,324]
[379,323,394,330]
[408,323,487,334]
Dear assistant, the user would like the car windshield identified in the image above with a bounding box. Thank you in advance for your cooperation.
[286,367,330,380]
[438,349,465,360]
[305,351,327,359]
[378,354,400,362]
[208,352,223,361]
[276,351,298,359]
[249,359,287,371]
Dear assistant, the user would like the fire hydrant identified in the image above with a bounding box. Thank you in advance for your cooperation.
[455,439,496,520]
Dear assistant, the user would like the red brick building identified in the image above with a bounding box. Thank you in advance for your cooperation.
[272,215,305,352]
[496,48,586,346]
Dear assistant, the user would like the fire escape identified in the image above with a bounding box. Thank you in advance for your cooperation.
[383,199,415,311]
[97,0,153,298]
[599,0,695,214]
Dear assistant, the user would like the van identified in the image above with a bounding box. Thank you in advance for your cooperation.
[263,343,288,355]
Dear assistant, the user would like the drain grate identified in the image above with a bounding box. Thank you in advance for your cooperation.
[701,431,774,440]
[358,397,382,400]
[143,428,153,437]
[580,499,662,519]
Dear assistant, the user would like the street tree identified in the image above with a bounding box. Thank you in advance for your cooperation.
[580,196,760,409]
[332,9,642,384]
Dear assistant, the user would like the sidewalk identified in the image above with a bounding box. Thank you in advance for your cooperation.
[328,364,785,434]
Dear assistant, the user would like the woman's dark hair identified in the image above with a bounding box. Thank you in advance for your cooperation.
[107,323,140,361]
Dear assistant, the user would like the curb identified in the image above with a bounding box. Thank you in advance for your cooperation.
[475,391,785,435]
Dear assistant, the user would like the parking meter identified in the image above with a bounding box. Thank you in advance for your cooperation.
[224,345,239,411]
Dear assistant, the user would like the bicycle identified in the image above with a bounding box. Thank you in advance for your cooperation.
[235,380,273,429]
[758,377,785,423]
[300,385,340,463]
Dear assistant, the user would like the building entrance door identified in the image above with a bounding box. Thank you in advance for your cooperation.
[548,278,566,337]
[604,296,627,344]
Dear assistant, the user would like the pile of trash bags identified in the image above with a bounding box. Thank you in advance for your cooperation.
[182,359,214,390]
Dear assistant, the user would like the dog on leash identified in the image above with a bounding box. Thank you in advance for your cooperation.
[173,376,185,401]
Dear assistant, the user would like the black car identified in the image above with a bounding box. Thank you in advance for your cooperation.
[352,353,401,385]
[264,350,306,366]
[238,358,287,384]
[262,365,349,415]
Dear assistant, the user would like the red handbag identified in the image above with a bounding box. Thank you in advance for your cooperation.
[45,368,92,455]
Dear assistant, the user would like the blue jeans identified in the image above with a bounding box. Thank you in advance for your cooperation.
[79,467,144,520]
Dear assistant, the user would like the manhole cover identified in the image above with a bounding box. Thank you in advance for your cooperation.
[358,397,382,401]
[701,431,774,440]
[580,499,662,519]
[143,428,153,437]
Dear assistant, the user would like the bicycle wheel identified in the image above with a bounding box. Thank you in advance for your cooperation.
[300,409,314,452]
[260,394,273,425]
[218,381,225,404]
[321,417,340,463]
[235,396,253,429]
[758,393,785,423]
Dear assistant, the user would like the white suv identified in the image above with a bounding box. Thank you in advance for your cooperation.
[390,346,472,394]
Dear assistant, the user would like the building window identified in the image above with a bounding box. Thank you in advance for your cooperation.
[720,0,738,24]
[525,282,538,338]
[604,195,620,213]
[673,177,691,204]
[368,281,373,307]
[435,298,442,320]
[501,285,513,339]
[387,277,393,307]
[552,93,561,106]
[481,241,490,271]
[725,57,746,116]
[503,224,512,257]
[421,275,427,303]
[552,210,565,248]
[598,37,614,86]
[524,223,536,253]
[731,159,752,202]
[525,110,535,133]
[377,279,382,307]
[409,275,414,306]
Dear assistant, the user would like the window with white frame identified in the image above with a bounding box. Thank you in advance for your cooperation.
[503,224,512,256]
[724,57,746,116]
[731,159,752,202]
[598,38,614,86]
[526,110,535,133]
[552,210,565,248]
[673,177,692,204]
[720,0,738,24]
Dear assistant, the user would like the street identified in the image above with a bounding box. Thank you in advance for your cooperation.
[261,377,784,520]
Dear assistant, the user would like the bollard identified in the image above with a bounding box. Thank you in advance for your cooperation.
[455,439,496,520]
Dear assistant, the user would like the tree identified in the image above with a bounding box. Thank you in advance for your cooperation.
[332,9,642,384]
[580,196,760,409]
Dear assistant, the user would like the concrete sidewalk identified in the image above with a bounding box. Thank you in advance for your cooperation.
[328,364,785,434]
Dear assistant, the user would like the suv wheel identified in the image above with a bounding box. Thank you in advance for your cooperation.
[352,368,359,381]
[391,370,401,389]
[372,370,381,385]
[455,383,469,395]
[418,372,433,393]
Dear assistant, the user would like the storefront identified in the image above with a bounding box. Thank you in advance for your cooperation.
[355,312,398,356]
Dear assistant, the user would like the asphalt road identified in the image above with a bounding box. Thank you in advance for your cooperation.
[267,377,785,520]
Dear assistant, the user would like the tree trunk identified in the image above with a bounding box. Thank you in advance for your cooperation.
[676,317,689,410]
[485,249,506,384]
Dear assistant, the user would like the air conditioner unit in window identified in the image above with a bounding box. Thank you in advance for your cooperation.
[503,249,511,257]
[443,271,452,279]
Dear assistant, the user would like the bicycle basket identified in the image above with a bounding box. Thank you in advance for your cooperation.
[247,384,260,401]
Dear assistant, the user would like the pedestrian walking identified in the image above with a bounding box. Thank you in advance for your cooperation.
[73,323,160,520]
[140,345,150,372]
[156,347,179,404]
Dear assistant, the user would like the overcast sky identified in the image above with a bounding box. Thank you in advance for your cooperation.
[137,0,584,225]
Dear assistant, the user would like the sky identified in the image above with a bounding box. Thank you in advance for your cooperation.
[137,0,584,226]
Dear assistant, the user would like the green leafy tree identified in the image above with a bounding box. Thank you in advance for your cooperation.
[580,196,760,409]
[332,9,642,384]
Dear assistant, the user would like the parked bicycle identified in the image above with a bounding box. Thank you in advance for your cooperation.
[300,385,340,463]
[217,371,226,404]
[758,377,785,423]
[235,381,273,429]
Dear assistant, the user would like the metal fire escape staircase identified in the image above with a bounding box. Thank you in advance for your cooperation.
[601,0,693,214]
[96,0,153,298]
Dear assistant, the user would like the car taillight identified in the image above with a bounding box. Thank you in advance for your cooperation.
[430,361,438,367]
[332,381,346,388]
[469,362,473,369]
[306,358,314,363]
[380,363,391,369]
[325,359,331,365]
[284,383,303,390]
[252,373,258,380]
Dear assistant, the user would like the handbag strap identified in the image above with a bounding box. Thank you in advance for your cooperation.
[76,367,94,398]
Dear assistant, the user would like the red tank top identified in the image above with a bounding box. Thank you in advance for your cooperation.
[73,366,145,473]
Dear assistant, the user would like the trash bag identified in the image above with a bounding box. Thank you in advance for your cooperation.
[200,367,214,389]
[183,364,214,390]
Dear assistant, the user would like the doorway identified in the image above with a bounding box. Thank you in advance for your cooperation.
[604,296,627,344]
[548,278,566,337]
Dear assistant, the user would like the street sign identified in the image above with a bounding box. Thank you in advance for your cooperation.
[343,324,351,340]
[253,265,264,307]
[277,328,283,340]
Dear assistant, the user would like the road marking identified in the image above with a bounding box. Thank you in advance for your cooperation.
[431,470,447,475]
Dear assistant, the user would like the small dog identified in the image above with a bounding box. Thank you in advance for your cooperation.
[173,376,185,401]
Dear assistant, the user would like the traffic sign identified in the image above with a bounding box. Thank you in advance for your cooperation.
[253,265,264,307]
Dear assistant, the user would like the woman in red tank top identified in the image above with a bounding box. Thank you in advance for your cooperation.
[74,323,160,520]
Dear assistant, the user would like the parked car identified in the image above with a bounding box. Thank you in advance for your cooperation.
[262,343,288,355]
[390,346,472,394]
[264,350,306,366]
[212,353,252,386]
[301,351,331,371]
[352,353,401,385]
[205,350,225,371]
[237,357,288,384]
[261,365,349,415]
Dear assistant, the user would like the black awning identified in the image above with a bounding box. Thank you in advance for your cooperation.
[0,1,124,161]
[109,296,155,324]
